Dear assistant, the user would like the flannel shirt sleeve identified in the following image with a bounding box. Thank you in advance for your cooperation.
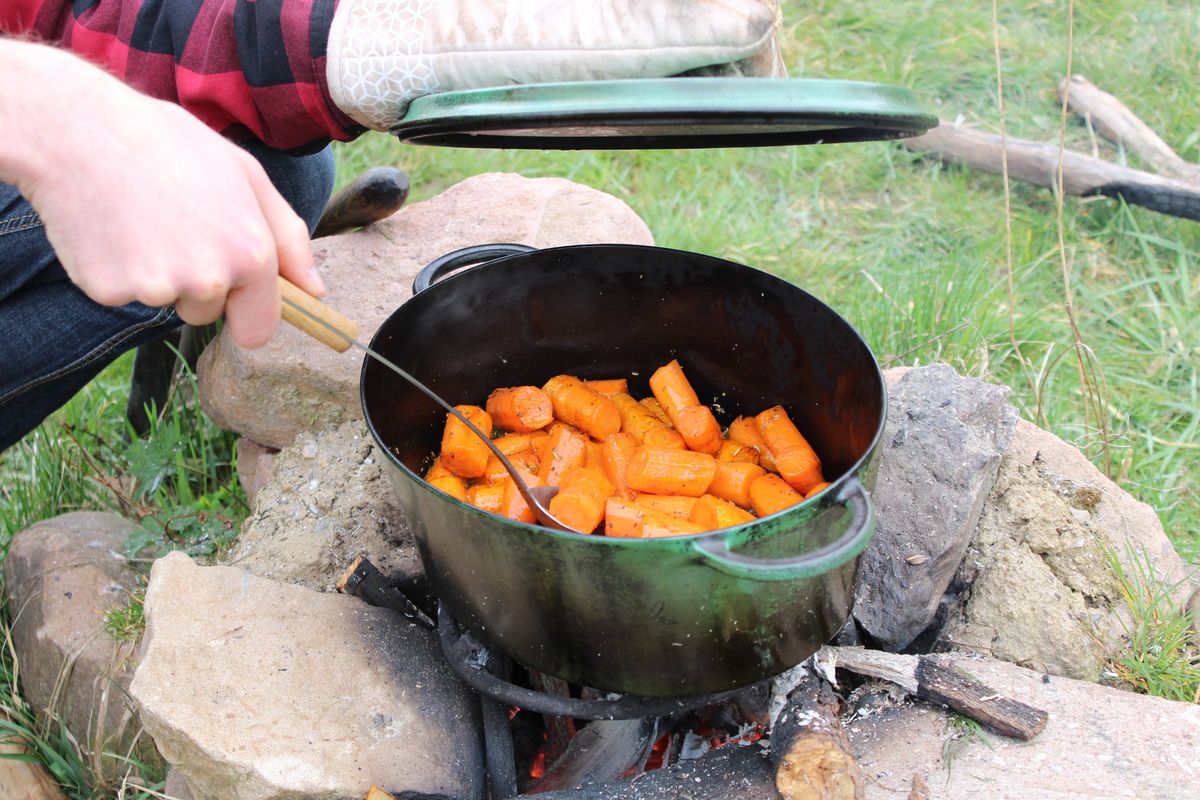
[1,0,364,153]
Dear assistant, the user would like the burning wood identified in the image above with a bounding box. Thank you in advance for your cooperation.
[770,667,865,800]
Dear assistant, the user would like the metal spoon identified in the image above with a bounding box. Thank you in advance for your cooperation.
[276,277,570,531]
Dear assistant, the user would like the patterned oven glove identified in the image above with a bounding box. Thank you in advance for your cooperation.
[327,0,782,131]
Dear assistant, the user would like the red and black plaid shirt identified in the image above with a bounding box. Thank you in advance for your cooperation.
[1,0,363,152]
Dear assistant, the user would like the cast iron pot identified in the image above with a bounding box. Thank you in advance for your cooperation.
[361,243,885,697]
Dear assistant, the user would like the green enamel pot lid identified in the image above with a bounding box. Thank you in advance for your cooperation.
[391,78,936,149]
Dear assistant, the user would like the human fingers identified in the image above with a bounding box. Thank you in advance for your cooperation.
[239,150,324,298]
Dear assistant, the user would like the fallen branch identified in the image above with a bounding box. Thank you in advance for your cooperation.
[1058,75,1200,184]
[822,647,1048,741]
[902,121,1200,221]
[770,667,864,800]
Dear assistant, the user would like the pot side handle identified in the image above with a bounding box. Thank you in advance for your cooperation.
[690,478,875,582]
[412,243,537,294]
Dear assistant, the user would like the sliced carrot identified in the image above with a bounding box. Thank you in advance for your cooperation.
[754,406,824,494]
[601,432,639,500]
[584,439,606,472]
[481,448,539,484]
[548,466,615,534]
[466,482,505,514]
[494,432,541,455]
[440,405,493,479]
[604,498,646,538]
[584,378,628,396]
[633,493,698,519]
[690,494,756,531]
[639,396,672,426]
[749,473,804,518]
[499,463,543,524]
[625,447,717,498]
[648,360,721,454]
[728,416,777,473]
[604,498,705,538]
[708,460,767,509]
[542,375,621,440]
[612,392,668,442]
[537,424,588,487]
[485,386,554,433]
[425,459,467,501]
[717,439,760,465]
[804,481,831,500]
[642,426,686,451]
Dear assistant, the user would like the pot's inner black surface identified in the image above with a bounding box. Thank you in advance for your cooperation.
[364,245,883,481]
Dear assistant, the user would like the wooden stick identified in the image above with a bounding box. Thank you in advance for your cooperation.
[823,647,1048,741]
[770,668,864,800]
[902,121,1200,221]
[1058,75,1200,184]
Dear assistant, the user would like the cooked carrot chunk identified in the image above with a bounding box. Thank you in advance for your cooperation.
[602,432,639,500]
[708,460,767,509]
[440,405,493,479]
[754,406,824,494]
[625,447,717,498]
[537,424,589,487]
[749,473,804,517]
[549,466,615,534]
[466,482,505,513]
[648,360,722,454]
[633,493,698,519]
[425,459,467,501]
[543,375,622,440]
[728,416,777,473]
[690,494,756,531]
[486,386,554,433]
[604,498,705,538]
[584,378,628,396]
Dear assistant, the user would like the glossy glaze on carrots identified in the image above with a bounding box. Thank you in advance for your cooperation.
[425,361,830,536]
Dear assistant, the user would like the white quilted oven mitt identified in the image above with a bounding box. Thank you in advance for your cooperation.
[327,0,781,130]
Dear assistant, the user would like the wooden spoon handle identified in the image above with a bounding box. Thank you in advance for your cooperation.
[277,276,361,352]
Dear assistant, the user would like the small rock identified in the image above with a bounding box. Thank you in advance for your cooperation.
[847,657,1200,799]
[129,553,483,800]
[0,740,69,800]
[228,420,420,592]
[2,512,157,784]
[853,365,1018,651]
[234,437,278,505]
[198,173,654,448]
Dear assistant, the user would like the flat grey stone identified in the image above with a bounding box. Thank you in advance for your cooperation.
[853,365,1018,650]
[130,553,482,800]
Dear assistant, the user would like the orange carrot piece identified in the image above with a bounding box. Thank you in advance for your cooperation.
[708,460,767,509]
[717,439,760,465]
[499,463,543,524]
[494,432,541,455]
[604,498,646,538]
[754,406,824,494]
[440,405,493,479]
[749,473,804,518]
[584,378,628,396]
[625,447,717,498]
[648,360,721,454]
[633,494,698,519]
[642,427,687,450]
[584,439,606,472]
[537,424,588,487]
[728,416,777,473]
[690,494,756,531]
[481,448,539,484]
[542,375,621,440]
[548,466,614,534]
[639,397,673,426]
[425,459,467,501]
[612,393,668,442]
[604,499,704,538]
[602,432,639,500]
[466,482,505,514]
[804,481,831,500]
[486,386,554,433]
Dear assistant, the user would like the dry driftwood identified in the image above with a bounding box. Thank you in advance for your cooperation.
[903,121,1200,221]
[1058,74,1200,184]
[771,668,864,800]
[822,647,1048,741]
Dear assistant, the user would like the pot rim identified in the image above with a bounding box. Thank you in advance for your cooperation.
[360,242,888,549]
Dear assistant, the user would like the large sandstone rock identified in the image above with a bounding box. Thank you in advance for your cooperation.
[853,365,1019,651]
[199,173,654,448]
[846,657,1200,799]
[130,553,482,800]
[2,512,152,783]
[227,420,420,592]
[940,418,1196,679]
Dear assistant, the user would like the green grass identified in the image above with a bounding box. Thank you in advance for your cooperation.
[2,1,1198,795]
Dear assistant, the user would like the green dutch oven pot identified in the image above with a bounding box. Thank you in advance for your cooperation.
[361,243,884,697]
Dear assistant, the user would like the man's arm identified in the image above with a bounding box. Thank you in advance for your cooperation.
[0,38,326,348]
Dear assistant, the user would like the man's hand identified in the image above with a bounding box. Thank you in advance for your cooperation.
[327,0,783,131]
[0,39,325,349]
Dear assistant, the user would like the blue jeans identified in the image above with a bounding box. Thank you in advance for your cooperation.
[0,142,335,451]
